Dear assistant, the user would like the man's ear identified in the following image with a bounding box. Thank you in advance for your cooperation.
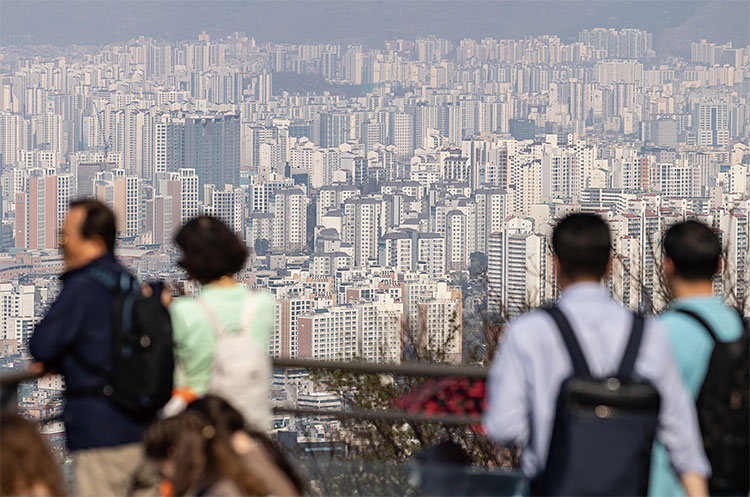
[662,256,675,278]
[604,257,612,277]
[553,254,566,284]
[91,234,108,253]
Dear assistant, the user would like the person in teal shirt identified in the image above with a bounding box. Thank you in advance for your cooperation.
[168,216,275,405]
[650,220,743,496]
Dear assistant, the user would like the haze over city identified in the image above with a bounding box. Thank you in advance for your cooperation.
[2,0,748,52]
[0,0,748,494]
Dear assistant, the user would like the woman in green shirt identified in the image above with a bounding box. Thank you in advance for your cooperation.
[167,216,275,423]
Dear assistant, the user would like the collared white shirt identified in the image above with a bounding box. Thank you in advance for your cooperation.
[483,282,710,479]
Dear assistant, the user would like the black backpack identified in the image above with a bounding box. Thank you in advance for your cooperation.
[78,268,175,420]
[533,306,661,496]
[673,308,750,495]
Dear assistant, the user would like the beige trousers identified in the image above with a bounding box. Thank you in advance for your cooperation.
[74,443,159,497]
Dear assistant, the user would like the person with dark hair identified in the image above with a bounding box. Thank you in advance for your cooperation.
[167,216,274,429]
[174,215,249,286]
[650,220,746,497]
[28,199,159,496]
[186,395,304,497]
[144,411,268,496]
[550,211,612,282]
[483,213,709,496]
[0,413,66,496]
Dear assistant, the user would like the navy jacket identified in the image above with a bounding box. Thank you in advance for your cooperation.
[29,253,150,451]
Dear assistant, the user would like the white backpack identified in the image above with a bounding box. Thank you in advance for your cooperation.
[198,294,272,431]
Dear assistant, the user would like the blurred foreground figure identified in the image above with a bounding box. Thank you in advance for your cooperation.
[29,200,167,497]
[144,410,269,496]
[167,216,274,430]
[650,221,749,496]
[483,213,709,496]
[0,413,66,497]
[186,395,304,497]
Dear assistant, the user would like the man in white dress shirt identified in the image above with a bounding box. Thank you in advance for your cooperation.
[483,213,709,496]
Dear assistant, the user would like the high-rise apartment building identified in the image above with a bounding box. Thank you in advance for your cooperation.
[145,195,174,247]
[272,188,307,252]
[318,112,348,148]
[402,277,462,363]
[14,169,70,250]
[474,188,507,254]
[204,184,243,234]
[382,232,414,274]
[93,170,141,237]
[353,156,369,189]
[184,114,240,192]
[0,283,37,351]
[487,220,549,317]
[0,113,30,166]
[271,290,317,358]
[177,168,199,225]
[416,233,446,278]
[317,185,359,223]
[445,202,476,271]
[578,28,653,59]
[244,125,280,172]
[361,121,386,154]
[391,112,414,160]
[696,97,729,147]
[298,305,359,360]
[343,197,381,267]
[357,293,403,363]
[154,114,186,178]
[720,208,748,308]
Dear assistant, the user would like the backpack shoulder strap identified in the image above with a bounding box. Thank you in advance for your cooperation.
[197,298,226,339]
[618,313,645,378]
[544,306,592,377]
[673,308,719,342]
[238,293,259,336]
[198,291,260,340]
[83,267,118,291]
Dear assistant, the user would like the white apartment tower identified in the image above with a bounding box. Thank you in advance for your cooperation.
[273,188,307,252]
[204,185,243,234]
[0,284,37,351]
[179,169,199,224]
[358,293,403,363]
[344,198,382,267]
[487,222,549,317]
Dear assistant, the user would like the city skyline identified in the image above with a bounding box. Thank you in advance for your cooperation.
[1,17,748,457]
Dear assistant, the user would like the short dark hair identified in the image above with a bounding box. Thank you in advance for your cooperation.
[552,213,611,280]
[663,220,721,281]
[69,199,116,252]
[175,216,248,284]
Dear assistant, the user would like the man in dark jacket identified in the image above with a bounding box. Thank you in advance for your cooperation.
[30,199,155,496]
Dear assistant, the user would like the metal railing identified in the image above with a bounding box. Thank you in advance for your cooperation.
[272,357,488,378]
[1,360,525,497]
[2,358,489,424]
[271,357,488,425]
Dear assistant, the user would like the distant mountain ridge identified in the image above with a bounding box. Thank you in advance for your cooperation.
[1,0,747,55]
